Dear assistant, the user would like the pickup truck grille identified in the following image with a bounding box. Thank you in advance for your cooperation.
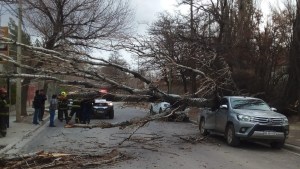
[253,117,283,125]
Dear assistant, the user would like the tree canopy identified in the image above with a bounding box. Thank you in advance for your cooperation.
[0,0,300,116]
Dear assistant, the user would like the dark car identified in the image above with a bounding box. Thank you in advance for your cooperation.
[92,99,114,119]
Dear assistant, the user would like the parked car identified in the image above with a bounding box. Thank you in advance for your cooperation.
[199,96,289,149]
[92,99,114,119]
[150,102,171,115]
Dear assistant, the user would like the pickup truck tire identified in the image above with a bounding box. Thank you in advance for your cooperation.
[199,118,209,136]
[270,140,285,149]
[226,124,240,146]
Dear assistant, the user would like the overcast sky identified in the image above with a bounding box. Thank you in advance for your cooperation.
[0,0,286,65]
[130,0,181,34]
[133,0,286,33]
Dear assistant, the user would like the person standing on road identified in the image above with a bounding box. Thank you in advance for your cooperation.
[58,91,69,124]
[39,89,47,121]
[69,98,81,123]
[32,90,42,125]
[0,88,9,137]
[49,94,58,127]
[81,99,93,124]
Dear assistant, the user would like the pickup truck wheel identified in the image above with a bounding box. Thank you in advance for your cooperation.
[270,140,285,149]
[199,118,209,136]
[226,124,240,146]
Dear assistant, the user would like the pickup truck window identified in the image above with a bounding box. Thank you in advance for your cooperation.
[230,98,270,111]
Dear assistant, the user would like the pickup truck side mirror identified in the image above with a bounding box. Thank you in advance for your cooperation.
[220,105,228,109]
[271,107,277,111]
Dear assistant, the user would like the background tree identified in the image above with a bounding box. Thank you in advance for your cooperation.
[1,0,300,118]
[284,0,300,115]
[7,18,33,116]
[100,51,130,93]
[23,0,133,50]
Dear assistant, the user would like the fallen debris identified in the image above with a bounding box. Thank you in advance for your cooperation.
[167,112,190,122]
[0,149,131,169]
[178,135,208,144]
[64,106,184,129]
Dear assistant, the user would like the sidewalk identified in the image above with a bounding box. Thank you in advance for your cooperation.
[185,107,300,153]
[0,107,50,155]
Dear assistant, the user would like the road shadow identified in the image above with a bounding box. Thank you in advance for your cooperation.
[207,134,283,153]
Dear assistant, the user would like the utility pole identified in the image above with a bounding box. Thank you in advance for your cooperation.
[16,0,22,122]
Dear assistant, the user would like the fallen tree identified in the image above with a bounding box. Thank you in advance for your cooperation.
[0,149,130,169]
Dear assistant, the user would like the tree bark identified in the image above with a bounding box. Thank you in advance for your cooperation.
[284,0,300,114]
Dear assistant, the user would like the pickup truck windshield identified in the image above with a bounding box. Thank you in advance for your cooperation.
[230,98,271,111]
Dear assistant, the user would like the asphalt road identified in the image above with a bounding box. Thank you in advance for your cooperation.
[11,102,300,169]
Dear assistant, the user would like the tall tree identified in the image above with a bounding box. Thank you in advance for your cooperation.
[7,18,33,116]
[285,0,300,114]
[23,0,133,51]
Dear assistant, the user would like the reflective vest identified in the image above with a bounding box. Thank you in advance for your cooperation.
[58,97,69,110]
[71,100,81,110]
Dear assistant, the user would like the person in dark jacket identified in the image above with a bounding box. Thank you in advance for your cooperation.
[49,94,58,127]
[32,90,42,125]
[69,99,81,123]
[58,91,69,123]
[80,99,93,124]
[38,89,47,121]
[0,88,9,137]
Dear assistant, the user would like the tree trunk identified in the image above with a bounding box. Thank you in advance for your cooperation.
[180,71,188,93]
[284,1,300,115]
[21,78,30,116]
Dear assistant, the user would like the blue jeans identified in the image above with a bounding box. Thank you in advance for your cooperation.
[49,109,56,126]
[33,108,41,124]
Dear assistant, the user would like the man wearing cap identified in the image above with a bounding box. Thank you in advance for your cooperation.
[0,88,9,137]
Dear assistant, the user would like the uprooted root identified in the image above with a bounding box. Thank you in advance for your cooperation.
[0,149,131,169]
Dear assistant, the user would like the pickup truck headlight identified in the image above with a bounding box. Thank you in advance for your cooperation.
[283,117,289,125]
[108,102,113,106]
[237,114,253,122]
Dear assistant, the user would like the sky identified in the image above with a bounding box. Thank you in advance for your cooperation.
[131,0,285,32]
[131,0,184,34]
[126,0,282,65]
[0,0,283,33]
[0,0,287,66]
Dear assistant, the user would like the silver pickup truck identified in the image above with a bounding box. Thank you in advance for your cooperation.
[199,96,289,149]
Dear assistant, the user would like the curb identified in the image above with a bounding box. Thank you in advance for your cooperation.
[0,114,50,156]
[188,118,300,154]
[283,143,300,154]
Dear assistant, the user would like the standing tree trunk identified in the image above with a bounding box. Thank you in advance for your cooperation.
[284,0,300,115]
[21,78,30,116]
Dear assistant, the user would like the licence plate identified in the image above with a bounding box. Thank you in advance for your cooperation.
[263,131,277,136]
